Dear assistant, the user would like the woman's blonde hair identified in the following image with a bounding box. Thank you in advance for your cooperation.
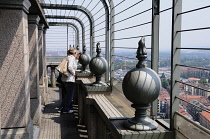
[67,48,76,55]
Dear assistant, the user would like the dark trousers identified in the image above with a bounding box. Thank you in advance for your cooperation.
[61,82,75,111]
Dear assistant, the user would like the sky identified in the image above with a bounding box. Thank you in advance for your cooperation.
[44,0,210,53]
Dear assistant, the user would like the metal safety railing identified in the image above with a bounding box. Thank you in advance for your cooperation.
[110,0,160,120]
[170,0,210,130]
[41,0,210,131]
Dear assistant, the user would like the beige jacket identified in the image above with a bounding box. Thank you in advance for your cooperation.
[61,55,78,82]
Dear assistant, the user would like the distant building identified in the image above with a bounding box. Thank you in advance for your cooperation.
[204,64,210,70]
[158,88,170,118]
[199,111,210,130]
[188,77,200,84]
[182,82,210,98]
[180,67,202,72]
[179,105,192,120]
[180,95,208,105]
[188,100,201,121]
[193,84,210,97]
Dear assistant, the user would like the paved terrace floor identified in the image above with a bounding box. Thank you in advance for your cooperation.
[39,87,88,139]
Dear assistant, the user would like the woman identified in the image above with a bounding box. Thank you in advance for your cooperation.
[60,48,78,113]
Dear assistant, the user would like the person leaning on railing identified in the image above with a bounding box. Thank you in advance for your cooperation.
[59,48,79,113]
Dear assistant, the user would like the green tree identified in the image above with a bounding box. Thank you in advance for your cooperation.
[198,77,207,84]
[167,78,171,85]
[161,78,169,89]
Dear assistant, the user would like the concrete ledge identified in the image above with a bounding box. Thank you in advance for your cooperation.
[1,119,33,139]
[30,97,41,126]
[1,128,29,139]
[33,126,40,139]
[39,85,47,105]
[76,70,93,77]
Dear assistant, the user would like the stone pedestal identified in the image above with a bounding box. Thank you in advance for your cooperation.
[28,15,41,126]
[0,0,33,138]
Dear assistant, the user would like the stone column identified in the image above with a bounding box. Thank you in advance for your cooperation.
[51,66,56,88]
[38,24,44,85]
[38,24,46,105]
[43,29,48,96]
[28,15,41,127]
[0,0,33,138]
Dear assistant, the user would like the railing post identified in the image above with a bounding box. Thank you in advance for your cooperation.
[100,0,110,83]
[87,105,97,138]
[170,0,182,130]
[91,23,94,58]
[151,0,160,119]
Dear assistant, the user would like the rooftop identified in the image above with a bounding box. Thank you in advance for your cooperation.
[200,111,210,121]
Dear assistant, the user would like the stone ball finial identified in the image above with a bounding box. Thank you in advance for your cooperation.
[136,37,147,68]
[122,37,161,130]
[89,42,108,86]
[76,45,79,50]
[79,45,91,72]
[96,42,102,57]
[83,45,86,54]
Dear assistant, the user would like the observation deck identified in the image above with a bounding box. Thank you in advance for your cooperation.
[0,0,210,139]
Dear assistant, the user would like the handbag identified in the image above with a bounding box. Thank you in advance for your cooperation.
[55,58,70,77]
[56,73,62,83]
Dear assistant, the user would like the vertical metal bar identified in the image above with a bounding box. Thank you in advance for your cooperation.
[109,0,115,89]
[105,29,110,83]
[67,24,69,53]
[90,32,94,57]
[77,28,79,49]
[74,27,76,47]
[91,17,94,58]
[151,0,160,119]
[90,21,93,58]
[72,30,75,46]
[170,0,182,130]
[100,0,110,83]
[68,24,80,51]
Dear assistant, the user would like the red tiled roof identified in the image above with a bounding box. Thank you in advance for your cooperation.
[179,106,191,119]
[200,111,210,121]
[189,77,200,81]
[180,95,207,103]
[181,95,202,98]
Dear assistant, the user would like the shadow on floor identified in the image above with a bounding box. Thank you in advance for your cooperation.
[41,88,88,139]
